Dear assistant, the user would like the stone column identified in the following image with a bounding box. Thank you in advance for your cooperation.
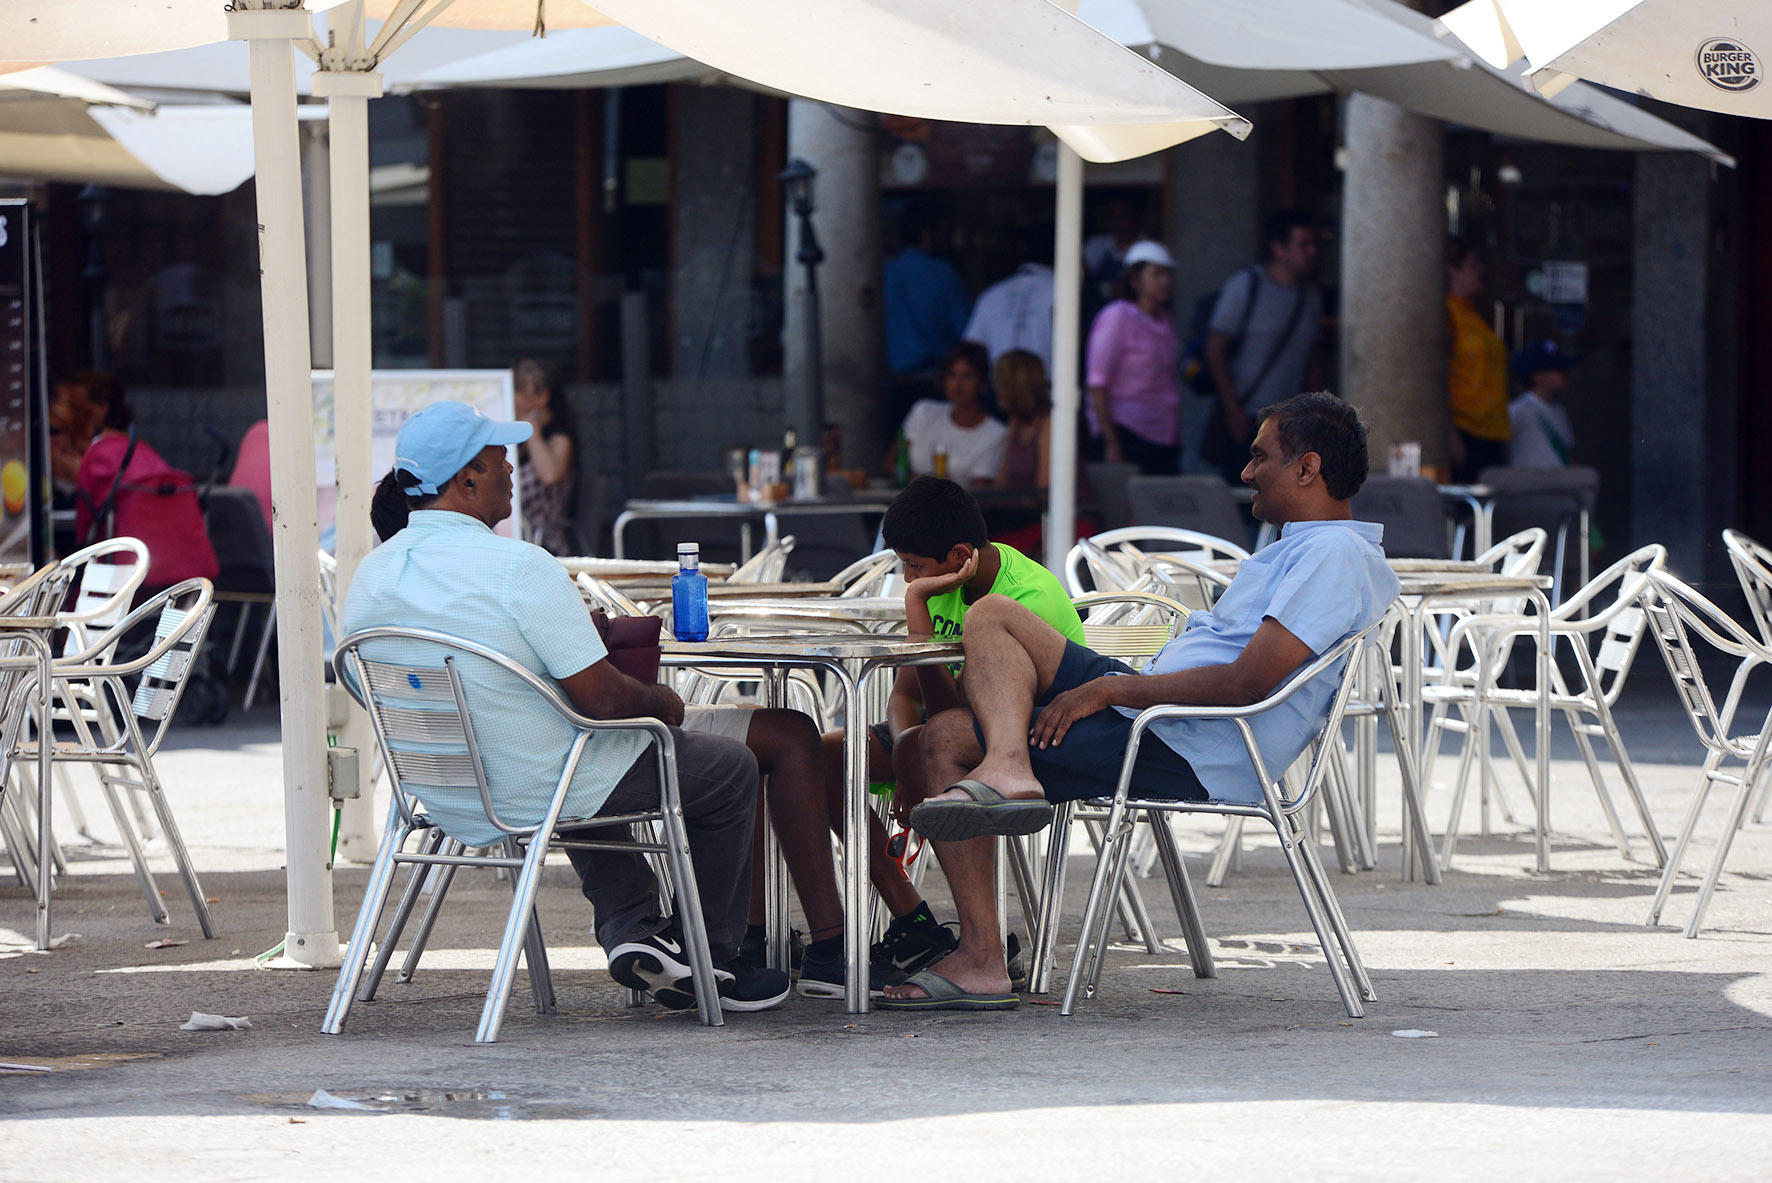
[1632,152,1711,580]
[785,100,881,468]
[1340,93,1446,469]
[1168,126,1260,473]
[672,87,755,382]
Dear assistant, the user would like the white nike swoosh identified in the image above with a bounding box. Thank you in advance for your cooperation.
[654,935,683,957]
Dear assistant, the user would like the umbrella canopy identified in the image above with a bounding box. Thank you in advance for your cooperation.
[1443,0,1771,120]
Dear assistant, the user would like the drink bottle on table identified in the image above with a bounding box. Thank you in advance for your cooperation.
[672,542,709,642]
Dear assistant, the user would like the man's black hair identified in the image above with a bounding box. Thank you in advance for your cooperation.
[1255,391,1370,502]
[1262,209,1315,256]
[881,475,989,559]
[369,450,491,542]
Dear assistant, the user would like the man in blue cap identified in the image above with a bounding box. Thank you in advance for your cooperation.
[1509,340,1575,468]
[344,400,789,1013]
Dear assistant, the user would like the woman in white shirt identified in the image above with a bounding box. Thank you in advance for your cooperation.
[886,341,1008,487]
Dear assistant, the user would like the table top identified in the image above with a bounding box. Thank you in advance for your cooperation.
[1394,571,1552,597]
[662,633,958,662]
[624,580,847,601]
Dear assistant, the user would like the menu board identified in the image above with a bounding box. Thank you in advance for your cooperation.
[0,201,34,565]
[310,369,520,541]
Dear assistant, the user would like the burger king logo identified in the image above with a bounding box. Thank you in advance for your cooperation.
[1695,38,1760,93]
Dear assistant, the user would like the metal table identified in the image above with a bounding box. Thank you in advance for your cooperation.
[613,494,895,561]
[0,617,62,949]
[661,633,959,1012]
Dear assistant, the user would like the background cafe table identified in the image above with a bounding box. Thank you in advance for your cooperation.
[660,632,959,1012]
[612,492,897,562]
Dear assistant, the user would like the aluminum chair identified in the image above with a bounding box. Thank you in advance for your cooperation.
[4,578,220,936]
[727,535,797,584]
[1063,526,1249,598]
[1426,545,1667,871]
[1637,570,1772,938]
[1025,591,1190,994]
[1720,529,1772,825]
[1125,474,1252,550]
[832,550,900,598]
[1053,621,1406,1018]
[326,626,725,1040]
[0,562,80,908]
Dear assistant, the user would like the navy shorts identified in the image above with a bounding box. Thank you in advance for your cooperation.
[974,640,1207,804]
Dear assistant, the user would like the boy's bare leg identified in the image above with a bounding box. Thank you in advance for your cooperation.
[747,709,843,939]
[919,594,1071,807]
[881,707,1010,1000]
[820,728,922,917]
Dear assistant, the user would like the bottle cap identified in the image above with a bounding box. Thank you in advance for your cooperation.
[678,542,699,556]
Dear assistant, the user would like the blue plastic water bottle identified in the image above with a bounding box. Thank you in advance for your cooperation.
[672,542,709,642]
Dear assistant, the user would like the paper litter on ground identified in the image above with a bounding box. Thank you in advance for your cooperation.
[1391,1029,1439,1038]
[180,1012,252,1031]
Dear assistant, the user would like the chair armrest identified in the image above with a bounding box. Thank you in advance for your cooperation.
[1117,628,1368,727]
[51,579,213,678]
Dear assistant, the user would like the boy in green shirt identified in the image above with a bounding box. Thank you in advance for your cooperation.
[814,476,1084,980]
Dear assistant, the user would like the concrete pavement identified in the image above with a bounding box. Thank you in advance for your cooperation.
[3,676,1771,1180]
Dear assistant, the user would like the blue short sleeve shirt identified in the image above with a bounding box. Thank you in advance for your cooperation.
[340,511,650,845]
[1115,520,1398,803]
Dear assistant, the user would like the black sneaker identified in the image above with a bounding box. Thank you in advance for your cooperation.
[1006,932,1028,993]
[608,927,731,1010]
[739,927,806,974]
[796,945,894,999]
[871,912,959,983]
[717,956,791,1012]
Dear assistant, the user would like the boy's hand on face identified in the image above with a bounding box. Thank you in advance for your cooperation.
[905,547,980,603]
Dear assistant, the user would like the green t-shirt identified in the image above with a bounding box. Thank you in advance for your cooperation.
[924,543,1086,645]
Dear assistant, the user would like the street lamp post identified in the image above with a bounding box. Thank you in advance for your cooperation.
[780,157,823,445]
[75,185,111,372]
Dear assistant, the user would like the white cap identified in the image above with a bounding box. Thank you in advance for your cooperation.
[1122,239,1175,270]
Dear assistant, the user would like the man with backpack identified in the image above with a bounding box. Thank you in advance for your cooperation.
[1197,210,1324,481]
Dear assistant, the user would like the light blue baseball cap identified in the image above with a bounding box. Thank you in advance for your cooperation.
[392,401,532,496]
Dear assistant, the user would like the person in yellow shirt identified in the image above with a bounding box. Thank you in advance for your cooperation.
[1445,239,1510,483]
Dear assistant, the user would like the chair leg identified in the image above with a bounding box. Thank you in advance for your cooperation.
[1148,811,1215,979]
[360,830,445,1001]
[1270,809,1365,1018]
[243,606,278,711]
[1566,711,1633,860]
[655,778,725,1029]
[1586,687,1669,866]
[475,837,554,1043]
[1205,816,1244,887]
[1005,832,1040,939]
[1060,798,1131,1016]
[396,847,463,985]
[140,765,217,939]
[1084,816,1157,950]
[1085,824,1141,996]
[324,821,412,1035]
[97,777,169,926]
[1296,827,1376,1002]
[1027,801,1074,996]
[1681,744,1772,938]
[1646,757,1722,927]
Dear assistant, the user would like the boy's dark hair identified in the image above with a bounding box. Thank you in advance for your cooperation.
[1255,391,1370,502]
[1262,209,1315,256]
[881,475,988,559]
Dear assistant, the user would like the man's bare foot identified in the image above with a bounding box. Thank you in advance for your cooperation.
[880,949,1012,1001]
[920,761,1045,806]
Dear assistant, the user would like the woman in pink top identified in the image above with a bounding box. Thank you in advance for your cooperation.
[1084,239,1180,475]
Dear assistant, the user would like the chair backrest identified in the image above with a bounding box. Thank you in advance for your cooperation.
[1723,528,1772,646]
[1083,461,1139,532]
[832,550,900,597]
[1474,527,1547,578]
[1638,568,1771,755]
[1139,553,1234,611]
[57,537,150,650]
[205,485,276,593]
[1073,591,1187,667]
[56,579,217,757]
[1125,475,1250,550]
[1562,544,1664,704]
[728,535,796,584]
[336,626,601,839]
[574,570,647,619]
[1350,476,1448,560]
[1065,526,1247,596]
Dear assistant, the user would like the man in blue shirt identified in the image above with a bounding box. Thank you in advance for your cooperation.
[879,392,1398,1009]
[346,401,788,1013]
[884,203,973,431]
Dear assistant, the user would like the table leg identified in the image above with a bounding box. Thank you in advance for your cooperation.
[612,510,635,560]
[1534,589,1552,873]
[762,670,792,971]
[840,659,869,1013]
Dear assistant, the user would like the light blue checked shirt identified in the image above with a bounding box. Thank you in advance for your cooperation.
[1116,519,1398,804]
[341,511,650,846]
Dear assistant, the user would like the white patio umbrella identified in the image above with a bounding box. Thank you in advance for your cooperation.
[1,0,1251,966]
[1442,0,1772,119]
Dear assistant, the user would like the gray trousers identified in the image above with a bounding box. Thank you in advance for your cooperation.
[562,728,757,963]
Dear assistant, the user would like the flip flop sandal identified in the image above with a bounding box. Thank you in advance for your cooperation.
[908,778,1053,842]
[874,967,1019,1011]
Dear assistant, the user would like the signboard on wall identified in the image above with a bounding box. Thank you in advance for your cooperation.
[0,200,42,566]
[311,368,521,542]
